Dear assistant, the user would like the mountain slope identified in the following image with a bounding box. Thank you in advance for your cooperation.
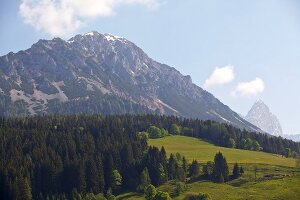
[0,31,259,131]
[245,100,282,136]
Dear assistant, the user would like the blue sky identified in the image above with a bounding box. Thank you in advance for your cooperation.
[1,0,300,134]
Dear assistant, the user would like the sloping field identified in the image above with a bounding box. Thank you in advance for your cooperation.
[149,135,296,167]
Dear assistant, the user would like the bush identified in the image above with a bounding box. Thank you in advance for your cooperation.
[147,126,169,138]
[184,192,212,200]
[174,182,187,196]
[154,191,171,200]
[145,184,157,200]
[170,124,181,135]
[148,126,162,138]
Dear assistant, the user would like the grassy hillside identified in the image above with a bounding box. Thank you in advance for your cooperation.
[159,175,300,200]
[119,166,300,200]
[118,135,300,199]
[149,135,296,167]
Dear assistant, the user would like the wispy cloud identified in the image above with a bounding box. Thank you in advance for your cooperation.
[231,78,265,97]
[203,65,235,88]
[19,0,162,36]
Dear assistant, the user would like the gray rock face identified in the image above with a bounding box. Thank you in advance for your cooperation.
[245,100,283,136]
[0,31,260,131]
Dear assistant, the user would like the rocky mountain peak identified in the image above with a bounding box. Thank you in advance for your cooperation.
[0,31,261,132]
[245,100,283,136]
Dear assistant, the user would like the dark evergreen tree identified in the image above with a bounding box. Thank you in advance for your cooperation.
[213,152,229,182]
[18,177,32,200]
[86,159,100,193]
[182,156,188,175]
[104,154,114,189]
[137,168,151,192]
[189,160,200,177]
[232,163,240,179]
[203,161,214,179]
[240,166,244,175]
[110,170,122,193]
[167,154,177,180]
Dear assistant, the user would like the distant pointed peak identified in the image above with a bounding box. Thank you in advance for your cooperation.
[255,99,265,105]
[246,100,283,136]
[251,99,269,112]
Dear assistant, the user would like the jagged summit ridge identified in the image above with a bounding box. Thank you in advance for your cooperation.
[0,31,261,132]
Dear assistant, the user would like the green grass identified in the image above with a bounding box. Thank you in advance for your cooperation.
[170,176,300,200]
[117,136,300,199]
[149,135,296,167]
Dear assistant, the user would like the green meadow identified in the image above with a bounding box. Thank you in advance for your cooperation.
[118,135,300,199]
[149,135,296,167]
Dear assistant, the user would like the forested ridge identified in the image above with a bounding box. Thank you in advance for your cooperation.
[0,114,299,199]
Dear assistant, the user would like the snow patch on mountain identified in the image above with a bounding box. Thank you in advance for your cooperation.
[84,32,95,36]
[156,99,179,113]
[211,111,231,123]
[104,33,127,43]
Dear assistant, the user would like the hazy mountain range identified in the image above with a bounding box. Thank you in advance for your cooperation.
[0,31,262,132]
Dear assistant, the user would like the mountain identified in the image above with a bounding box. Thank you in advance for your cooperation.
[0,31,260,131]
[245,100,282,136]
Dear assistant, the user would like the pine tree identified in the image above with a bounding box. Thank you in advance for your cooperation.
[121,144,134,167]
[104,154,114,189]
[217,174,224,183]
[145,184,156,200]
[111,170,122,192]
[232,163,240,179]
[213,152,229,182]
[182,156,188,174]
[158,164,167,184]
[168,154,177,180]
[18,177,32,200]
[240,166,244,175]
[176,166,186,182]
[189,160,200,177]
[203,161,214,179]
[137,168,151,192]
[86,159,100,193]
[96,155,105,192]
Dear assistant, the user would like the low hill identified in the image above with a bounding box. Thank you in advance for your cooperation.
[149,135,296,167]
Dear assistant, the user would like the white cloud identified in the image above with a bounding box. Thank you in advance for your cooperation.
[19,0,162,36]
[231,78,265,97]
[203,65,235,88]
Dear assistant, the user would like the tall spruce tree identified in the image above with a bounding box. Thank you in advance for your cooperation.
[167,154,177,180]
[189,160,200,177]
[213,152,229,182]
[86,159,100,193]
[18,177,32,200]
[232,163,240,179]
[232,163,241,178]
[137,168,151,192]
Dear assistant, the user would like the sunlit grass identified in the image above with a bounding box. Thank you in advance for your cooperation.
[149,135,296,167]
